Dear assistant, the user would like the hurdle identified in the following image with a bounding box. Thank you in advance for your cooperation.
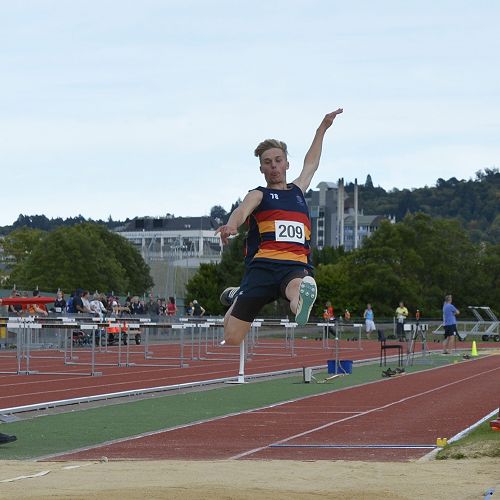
[226,340,247,384]
[141,322,190,367]
[1,317,101,376]
[468,306,500,341]
[316,321,363,351]
[246,319,297,357]
[406,323,432,366]
[194,321,244,361]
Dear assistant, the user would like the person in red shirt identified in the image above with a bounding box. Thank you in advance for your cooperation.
[166,297,177,316]
[323,301,335,338]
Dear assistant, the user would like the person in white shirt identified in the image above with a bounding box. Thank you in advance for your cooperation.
[90,293,107,318]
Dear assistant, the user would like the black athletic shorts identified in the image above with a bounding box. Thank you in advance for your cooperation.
[443,324,458,338]
[230,263,313,323]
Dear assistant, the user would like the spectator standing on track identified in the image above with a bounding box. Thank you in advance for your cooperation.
[323,301,335,338]
[192,300,205,317]
[442,294,460,354]
[363,303,376,340]
[216,109,343,346]
[166,296,177,316]
[395,301,409,341]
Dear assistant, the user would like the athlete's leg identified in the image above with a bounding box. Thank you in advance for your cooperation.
[222,301,252,345]
[285,278,301,313]
[285,275,317,326]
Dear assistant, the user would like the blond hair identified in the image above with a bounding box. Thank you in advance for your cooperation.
[254,139,288,160]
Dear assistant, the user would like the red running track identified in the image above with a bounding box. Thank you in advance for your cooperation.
[53,354,500,462]
[1,339,386,409]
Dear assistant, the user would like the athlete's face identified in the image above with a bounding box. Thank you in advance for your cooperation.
[259,148,289,187]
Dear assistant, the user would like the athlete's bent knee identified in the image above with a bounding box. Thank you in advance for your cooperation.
[224,316,251,346]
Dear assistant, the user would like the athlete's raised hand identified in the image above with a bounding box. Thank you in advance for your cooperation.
[320,108,343,131]
[215,224,238,245]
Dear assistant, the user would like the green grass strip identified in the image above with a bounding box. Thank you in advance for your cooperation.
[0,355,457,460]
[436,419,500,459]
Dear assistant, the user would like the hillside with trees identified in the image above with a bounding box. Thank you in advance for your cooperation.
[348,168,500,243]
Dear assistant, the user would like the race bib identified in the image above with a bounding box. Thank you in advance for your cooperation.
[275,220,305,244]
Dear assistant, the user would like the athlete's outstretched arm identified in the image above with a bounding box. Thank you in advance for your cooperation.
[215,189,263,245]
[293,108,343,193]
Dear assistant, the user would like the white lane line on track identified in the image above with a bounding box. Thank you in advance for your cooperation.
[36,356,500,461]
[229,363,500,459]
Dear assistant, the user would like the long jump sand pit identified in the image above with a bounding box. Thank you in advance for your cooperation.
[1,458,498,499]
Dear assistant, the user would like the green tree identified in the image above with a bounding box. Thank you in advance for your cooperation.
[209,205,227,223]
[1,227,45,265]
[185,230,247,316]
[217,232,246,290]
[6,223,153,294]
[476,242,500,311]
[314,213,484,318]
[92,225,153,294]
[185,263,222,315]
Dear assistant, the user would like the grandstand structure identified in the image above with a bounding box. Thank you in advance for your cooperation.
[115,215,222,303]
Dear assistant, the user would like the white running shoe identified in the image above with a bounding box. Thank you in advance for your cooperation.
[219,287,240,307]
[295,276,317,326]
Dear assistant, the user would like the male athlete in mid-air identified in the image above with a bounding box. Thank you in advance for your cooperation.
[215,108,343,345]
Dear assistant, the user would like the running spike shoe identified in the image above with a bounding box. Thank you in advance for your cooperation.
[219,287,240,307]
[295,276,317,326]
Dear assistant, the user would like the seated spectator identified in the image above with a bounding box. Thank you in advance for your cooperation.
[28,290,48,317]
[51,290,67,314]
[129,296,145,315]
[108,295,130,316]
[80,290,94,314]
[7,289,22,315]
[65,292,76,314]
[90,292,107,318]
[73,289,92,314]
[124,295,132,307]
[166,297,177,316]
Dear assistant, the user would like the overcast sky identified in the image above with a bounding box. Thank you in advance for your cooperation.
[0,0,498,226]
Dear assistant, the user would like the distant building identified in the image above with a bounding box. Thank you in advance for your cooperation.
[115,216,222,301]
[343,214,389,251]
[305,179,393,251]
